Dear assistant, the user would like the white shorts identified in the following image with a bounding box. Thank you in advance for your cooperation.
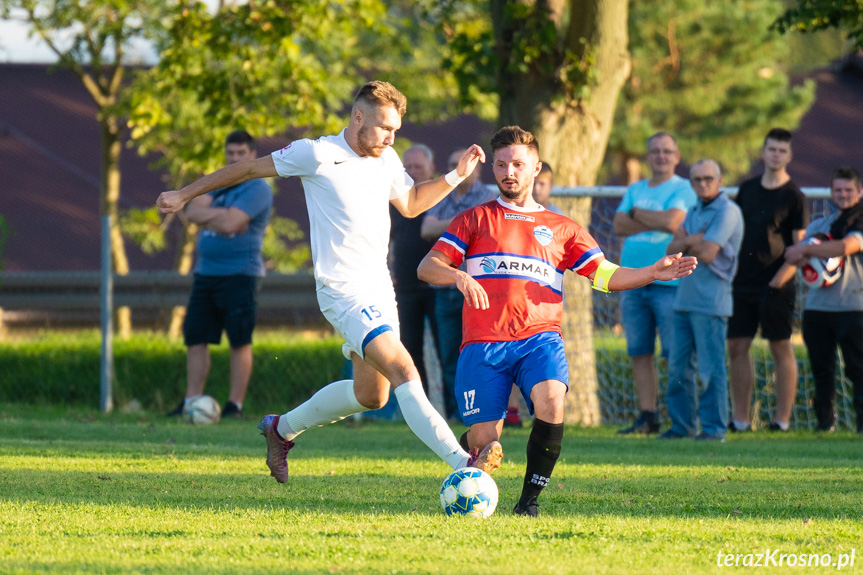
[317,284,400,360]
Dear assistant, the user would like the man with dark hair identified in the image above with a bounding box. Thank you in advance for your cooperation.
[784,167,863,433]
[167,129,272,420]
[158,81,502,484]
[419,125,697,516]
[613,131,697,435]
[728,128,809,432]
[532,162,563,215]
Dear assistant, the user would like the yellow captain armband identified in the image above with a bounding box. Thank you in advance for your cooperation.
[592,259,620,293]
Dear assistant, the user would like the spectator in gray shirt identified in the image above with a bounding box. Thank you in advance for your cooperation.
[784,167,863,433]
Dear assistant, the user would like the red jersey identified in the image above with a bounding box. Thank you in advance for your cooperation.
[433,198,604,347]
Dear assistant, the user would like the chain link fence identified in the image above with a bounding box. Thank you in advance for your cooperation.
[1,187,858,430]
[572,187,857,431]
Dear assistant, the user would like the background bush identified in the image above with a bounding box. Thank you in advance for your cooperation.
[0,331,345,413]
[1,331,858,430]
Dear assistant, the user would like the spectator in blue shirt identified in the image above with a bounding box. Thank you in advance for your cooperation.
[168,130,273,420]
[613,132,697,435]
[660,159,743,441]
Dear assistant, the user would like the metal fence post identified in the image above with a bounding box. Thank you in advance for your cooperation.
[100,214,113,413]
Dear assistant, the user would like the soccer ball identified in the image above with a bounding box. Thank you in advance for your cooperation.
[800,234,844,288]
[440,467,499,518]
[182,395,221,425]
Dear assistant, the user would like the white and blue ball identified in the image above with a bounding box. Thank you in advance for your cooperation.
[440,467,499,518]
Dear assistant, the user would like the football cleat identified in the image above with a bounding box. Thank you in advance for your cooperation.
[466,440,503,475]
[258,414,295,483]
[513,497,539,517]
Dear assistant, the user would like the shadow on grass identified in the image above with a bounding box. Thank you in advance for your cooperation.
[2,458,860,522]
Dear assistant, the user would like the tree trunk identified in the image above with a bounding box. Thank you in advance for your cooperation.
[622,153,642,185]
[492,0,630,425]
[101,117,132,339]
[168,220,199,339]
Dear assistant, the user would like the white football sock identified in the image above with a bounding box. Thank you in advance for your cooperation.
[278,379,365,441]
[732,420,750,431]
[394,380,469,469]
[774,420,790,431]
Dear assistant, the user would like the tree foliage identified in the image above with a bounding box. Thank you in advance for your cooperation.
[610,0,816,182]
[0,0,174,336]
[438,0,632,425]
[773,0,863,48]
[124,0,390,274]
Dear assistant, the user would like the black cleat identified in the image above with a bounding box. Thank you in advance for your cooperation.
[513,497,539,517]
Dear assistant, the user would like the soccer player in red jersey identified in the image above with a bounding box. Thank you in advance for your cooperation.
[418,126,697,516]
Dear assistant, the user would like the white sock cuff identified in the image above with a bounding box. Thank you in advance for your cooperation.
[281,379,364,440]
[394,380,423,401]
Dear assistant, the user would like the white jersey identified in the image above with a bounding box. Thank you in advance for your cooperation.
[271,130,414,292]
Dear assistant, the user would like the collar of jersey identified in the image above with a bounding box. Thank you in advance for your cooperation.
[336,129,363,160]
[496,197,545,213]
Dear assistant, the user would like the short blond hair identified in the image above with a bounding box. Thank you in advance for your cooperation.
[353,81,407,117]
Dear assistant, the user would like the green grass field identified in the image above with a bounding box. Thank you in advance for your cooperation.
[1,404,860,574]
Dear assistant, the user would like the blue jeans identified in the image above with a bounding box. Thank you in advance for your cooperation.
[620,284,677,358]
[667,311,729,437]
[434,287,464,420]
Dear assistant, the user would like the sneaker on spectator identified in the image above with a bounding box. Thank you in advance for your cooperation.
[657,429,688,440]
[618,411,660,435]
[694,432,726,442]
[767,421,788,432]
[166,399,185,417]
[221,401,243,419]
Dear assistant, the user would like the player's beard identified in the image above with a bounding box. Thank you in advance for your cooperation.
[356,125,384,158]
[497,178,531,201]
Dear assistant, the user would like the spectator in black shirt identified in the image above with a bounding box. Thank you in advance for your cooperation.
[728,128,809,432]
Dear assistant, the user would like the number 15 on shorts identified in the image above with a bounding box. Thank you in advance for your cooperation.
[361,305,382,321]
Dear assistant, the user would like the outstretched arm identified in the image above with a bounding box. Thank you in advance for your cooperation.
[417,249,489,310]
[588,253,697,292]
[391,145,485,218]
[157,156,278,214]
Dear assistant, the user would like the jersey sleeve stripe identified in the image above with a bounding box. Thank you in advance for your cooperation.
[439,232,467,255]
[570,247,604,271]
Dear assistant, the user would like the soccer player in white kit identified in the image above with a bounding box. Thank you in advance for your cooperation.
[156,81,502,483]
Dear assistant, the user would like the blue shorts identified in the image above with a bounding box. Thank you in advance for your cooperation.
[620,284,676,358]
[455,332,569,426]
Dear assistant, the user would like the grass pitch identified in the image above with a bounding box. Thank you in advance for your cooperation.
[1,404,860,574]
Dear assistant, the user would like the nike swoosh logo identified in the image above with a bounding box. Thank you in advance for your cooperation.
[334,160,349,165]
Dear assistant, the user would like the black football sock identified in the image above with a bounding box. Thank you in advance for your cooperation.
[519,418,564,506]
[459,430,471,452]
